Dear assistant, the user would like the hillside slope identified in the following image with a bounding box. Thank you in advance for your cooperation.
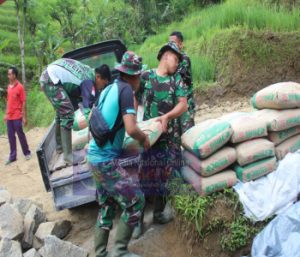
[137,0,300,102]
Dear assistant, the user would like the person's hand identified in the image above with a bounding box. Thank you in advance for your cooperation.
[156,114,169,133]
[23,117,27,126]
[141,135,151,151]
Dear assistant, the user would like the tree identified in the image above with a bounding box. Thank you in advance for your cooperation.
[50,0,81,49]
[14,0,27,86]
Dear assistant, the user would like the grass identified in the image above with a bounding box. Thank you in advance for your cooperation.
[136,0,300,87]
[168,178,268,253]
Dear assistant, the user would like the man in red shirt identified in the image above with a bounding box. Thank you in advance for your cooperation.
[4,67,31,165]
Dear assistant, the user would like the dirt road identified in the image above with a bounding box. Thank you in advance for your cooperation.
[0,98,252,256]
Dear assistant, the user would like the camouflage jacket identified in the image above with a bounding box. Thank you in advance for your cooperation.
[138,69,187,147]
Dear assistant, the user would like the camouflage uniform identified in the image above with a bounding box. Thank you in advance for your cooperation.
[88,51,146,229]
[90,159,145,229]
[40,58,95,129]
[177,52,195,134]
[138,69,187,196]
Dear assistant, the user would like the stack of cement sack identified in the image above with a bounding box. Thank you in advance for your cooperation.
[252,82,300,160]
[181,119,238,196]
[221,112,277,183]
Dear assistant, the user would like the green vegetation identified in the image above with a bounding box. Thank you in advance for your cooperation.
[1,0,300,134]
[137,0,300,87]
[168,179,268,253]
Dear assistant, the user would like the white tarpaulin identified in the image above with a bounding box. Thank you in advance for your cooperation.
[251,201,300,257]
[234,150,300,221]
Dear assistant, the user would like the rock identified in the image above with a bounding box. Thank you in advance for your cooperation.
[22,204,47,250]
[0,238,22,257]
[13,198,34,217]
[24,248,41,257]
[32,236,43,250]
[35,220,72,242]
[38,235,88,257]
[0,189,12,206]
[0,203,24,240]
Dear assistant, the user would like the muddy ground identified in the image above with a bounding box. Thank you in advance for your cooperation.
[0,98,253,257]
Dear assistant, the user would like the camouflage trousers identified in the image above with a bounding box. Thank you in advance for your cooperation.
[90,159,145,229]
[40,70,75,130]
[140,142,184,197]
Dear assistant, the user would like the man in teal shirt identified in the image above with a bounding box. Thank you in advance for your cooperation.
[88,51,150,257]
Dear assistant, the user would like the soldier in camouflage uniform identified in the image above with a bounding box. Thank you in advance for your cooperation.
[133,42,188,238]
[170,31,195,134]
[40,59,111,165]
[88,51,150,257]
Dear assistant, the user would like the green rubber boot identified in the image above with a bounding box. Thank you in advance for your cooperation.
[55,123,63,154]
[132,212,144,240]
[153,196,173,224]
[95,227,110,257]
[60,127,73,166]
[109,219,140,257]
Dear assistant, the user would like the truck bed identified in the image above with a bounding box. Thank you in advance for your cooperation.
[37,123,140,210]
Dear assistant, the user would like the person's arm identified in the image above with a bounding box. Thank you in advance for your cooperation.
[80,80,95,109]
[157,97,187,132]
[20,85,27,126]
[120,85,150,150]
[123,114,150,150]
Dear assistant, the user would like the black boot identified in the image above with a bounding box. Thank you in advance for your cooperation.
[153,196,173,224]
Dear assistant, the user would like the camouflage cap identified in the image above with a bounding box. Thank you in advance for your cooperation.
[115,51,146,75]
[157,41,183,62]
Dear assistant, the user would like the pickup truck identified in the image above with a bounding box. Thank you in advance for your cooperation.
[36,40,140,211]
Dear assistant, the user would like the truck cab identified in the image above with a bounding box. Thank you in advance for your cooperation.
[36,40,130,210]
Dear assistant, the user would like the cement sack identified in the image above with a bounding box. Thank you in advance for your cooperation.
[221,112,267,143]
[73,108,90,131]
[181,119,233,158]
[182,147,236,177]
[181,166,237,196]
[236,139,275,166]
[123,118,163,154]
[234,157,277,182]
[251,81,300,110]
[268,126,300,146]
[256,109,300,131]
[72,127,89,150]
[275,134,300,160]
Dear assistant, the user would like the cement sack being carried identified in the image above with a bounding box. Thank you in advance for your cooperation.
[236,139,275,166]
[275,134,300,160]
[251,82,300,110]
[182,147,236,177]
[256,109,300,131]
[234,157,277,182]
[181,166,237,196]
[181,119,233,158]
[73,108,90,131]
[268,126,300,146]
[221,112,267,143]
[123,118,163,154]
[72,127,89,150]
